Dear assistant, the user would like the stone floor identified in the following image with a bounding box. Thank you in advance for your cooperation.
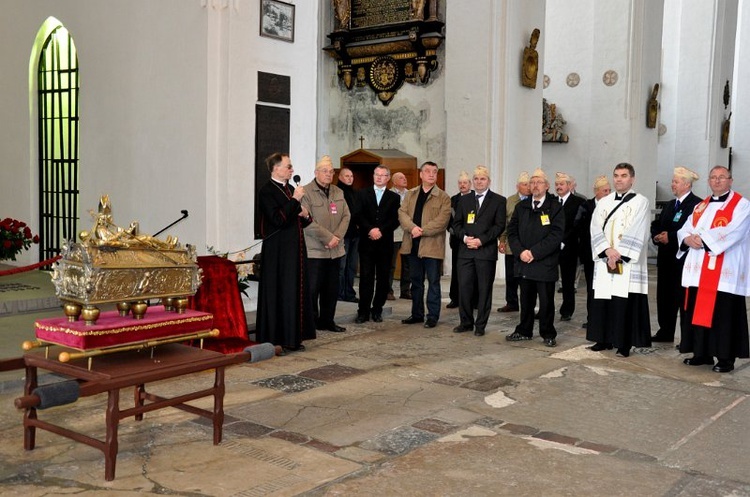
[0,264,749,496]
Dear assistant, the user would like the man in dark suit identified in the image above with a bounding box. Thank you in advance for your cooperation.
[650,166,701,342]
[554,172,586,321]
[506,168,565,346]
[451,166,506,336]
[355,166,401,323]
[447,171,473,308]
[578,175,611,328]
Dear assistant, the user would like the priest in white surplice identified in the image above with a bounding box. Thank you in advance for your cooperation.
[677,166,750,373]
[586,163,651,357]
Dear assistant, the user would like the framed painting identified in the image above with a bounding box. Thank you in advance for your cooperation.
[260,0,295,43]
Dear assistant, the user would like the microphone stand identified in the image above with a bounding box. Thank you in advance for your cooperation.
[153,210,189,237]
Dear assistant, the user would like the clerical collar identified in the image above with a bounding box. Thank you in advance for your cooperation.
[614,190,631,201]
[710,191,730,202]
[271,177,287,186]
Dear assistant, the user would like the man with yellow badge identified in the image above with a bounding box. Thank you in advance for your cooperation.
[506,168,565,346]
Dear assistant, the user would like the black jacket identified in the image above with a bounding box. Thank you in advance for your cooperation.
[507,193,565,282]
[650,192,701,264]
[355,187,401,251]
[452,190,506,261]
[338,182,360,238]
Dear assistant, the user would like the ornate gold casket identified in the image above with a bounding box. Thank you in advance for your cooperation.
[50,196,202,325]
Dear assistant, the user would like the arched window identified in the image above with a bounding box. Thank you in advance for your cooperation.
[36,19,79,264]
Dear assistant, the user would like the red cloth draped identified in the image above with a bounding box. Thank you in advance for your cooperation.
[188,256,254,353]
[35,306,213,350]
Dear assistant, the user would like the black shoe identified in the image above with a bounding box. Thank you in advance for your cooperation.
[581,322,588,329]
[497,305,519,313]
[683,356,714,366]
[372,313,383,323]
[339,296,359,303]
[651,333,674,343]
[453,324,473,333]
[326,324,346,332]
[355,314,369,324]
[560,315,572,322]
[506,331,532,341]
[544,338,557,347]
[713,361,734,373]
[534,312,540,320]
[588,342,613,351]
[557,288,563,293]
[616,348,630,357]
[446,301,458,309]
[283,344,306,353]
[402,316,424,325]
[424,318,438,328]
[474,328,485,336]
[400,291,412,300]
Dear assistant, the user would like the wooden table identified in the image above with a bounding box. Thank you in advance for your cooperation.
[18,343,249,481]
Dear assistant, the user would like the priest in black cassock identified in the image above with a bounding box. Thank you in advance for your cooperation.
[256,153,316,353]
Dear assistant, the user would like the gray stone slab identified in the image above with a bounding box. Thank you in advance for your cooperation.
[360,426,440,455]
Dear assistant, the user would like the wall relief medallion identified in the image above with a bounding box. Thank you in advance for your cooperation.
[566,72,580,88]
[543,74,550,89]
[602,70,618,86]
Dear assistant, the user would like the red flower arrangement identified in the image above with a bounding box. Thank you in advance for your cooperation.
[0,218,40,261]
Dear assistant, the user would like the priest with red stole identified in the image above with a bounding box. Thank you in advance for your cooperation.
[677,165,750,373]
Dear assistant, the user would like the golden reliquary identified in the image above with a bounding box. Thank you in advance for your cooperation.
[51,195,203,325]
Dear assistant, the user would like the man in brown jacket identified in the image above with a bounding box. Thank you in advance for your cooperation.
[301,156,351,332]
[398,161,452,328]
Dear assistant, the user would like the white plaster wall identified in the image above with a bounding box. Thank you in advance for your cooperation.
[658,0,738,199]
[0,0,320,273]
[501,0,546,193]
[543,0,662,203]
[208,0,320,260]
[731,0,750,194]
[0,0,208,265]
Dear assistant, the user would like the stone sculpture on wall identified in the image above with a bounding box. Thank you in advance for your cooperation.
[542,98,568,143]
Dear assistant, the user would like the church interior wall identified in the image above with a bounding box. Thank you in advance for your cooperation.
[0,1,209,265]
[731,0,750,195]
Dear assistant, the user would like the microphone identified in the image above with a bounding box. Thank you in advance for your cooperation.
[293,175,301,186]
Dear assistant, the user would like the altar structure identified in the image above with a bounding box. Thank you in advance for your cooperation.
[338,148,444,190]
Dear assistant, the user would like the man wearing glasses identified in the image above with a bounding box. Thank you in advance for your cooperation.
[355,166,401,323]
[677,166,750,373]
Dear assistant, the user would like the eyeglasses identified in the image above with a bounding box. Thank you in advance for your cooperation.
[709,176,730,181]
[374,174,390,178]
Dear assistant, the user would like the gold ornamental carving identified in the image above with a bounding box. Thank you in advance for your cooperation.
[325,0,444,106]
[51,196,202,325]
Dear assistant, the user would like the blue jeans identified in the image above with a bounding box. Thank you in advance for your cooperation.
[409,255,442,321]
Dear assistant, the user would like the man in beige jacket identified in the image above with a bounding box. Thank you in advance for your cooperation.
[301,156,351,332]
[398,161,452,328]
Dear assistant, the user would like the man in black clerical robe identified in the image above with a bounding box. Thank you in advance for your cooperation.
[256,153,315,353]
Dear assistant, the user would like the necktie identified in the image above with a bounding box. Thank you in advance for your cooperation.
[674,199,680,211]
[559,197,563,205]
[476,194,484,211]
[375,188,383,205]
[533,200,540,211]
